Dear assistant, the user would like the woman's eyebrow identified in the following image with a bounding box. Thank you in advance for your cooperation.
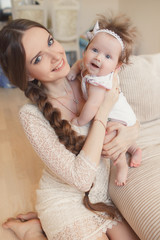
[30,34,51,64]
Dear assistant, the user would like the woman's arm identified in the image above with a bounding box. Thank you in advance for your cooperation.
[102,121,140,161]
[19,104,97,192]
[19,73,119,192]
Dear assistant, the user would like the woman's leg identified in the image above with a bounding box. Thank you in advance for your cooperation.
[106,219,140,240]
[97,232,109,240]
[2,212,47,240]
[3,212,110,240]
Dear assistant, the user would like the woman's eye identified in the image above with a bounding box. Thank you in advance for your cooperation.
[106,54,111,59]
[48,37,54,46]
[34,55,42,64]
[92,48,98,53]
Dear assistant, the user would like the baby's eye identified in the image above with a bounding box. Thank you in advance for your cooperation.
[106,54,111,59]
[92,48,98,53]
[48,37,54,46]
[34,55,42,64]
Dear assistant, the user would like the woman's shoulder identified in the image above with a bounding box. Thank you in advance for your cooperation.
[19,103,44,122]
[20,103,40,115]
[19,103,51,133]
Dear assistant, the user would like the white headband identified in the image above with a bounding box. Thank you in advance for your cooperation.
[87,21,124,51]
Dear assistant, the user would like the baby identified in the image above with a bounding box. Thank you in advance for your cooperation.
[67,14,142,186]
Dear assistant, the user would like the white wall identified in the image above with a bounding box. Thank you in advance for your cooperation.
[78,0,119,33]
[79,0,160,54]
[47,0,160,55]
[47,0,119,33]
[119,0,160,54]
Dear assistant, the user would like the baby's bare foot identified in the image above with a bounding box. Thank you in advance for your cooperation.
[2,216,46,240]
[130,148,142,167]
[115,164,128,186]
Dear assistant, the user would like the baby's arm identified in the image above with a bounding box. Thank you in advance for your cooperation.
[67,59,83,81]
[72,85,106,126]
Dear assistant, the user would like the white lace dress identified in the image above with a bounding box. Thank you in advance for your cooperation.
[19,103,121,240]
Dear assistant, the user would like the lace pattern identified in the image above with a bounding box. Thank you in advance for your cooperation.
[52,215,119,240]
[20,103,120,240]
[19,104,97,192]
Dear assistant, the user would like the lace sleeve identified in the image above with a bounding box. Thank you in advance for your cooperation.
[19,104,97,192]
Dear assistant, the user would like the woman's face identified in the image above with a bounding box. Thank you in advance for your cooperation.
[22,27,70,83]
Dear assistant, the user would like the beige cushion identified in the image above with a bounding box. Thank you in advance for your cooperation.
[109,53,160,240]
[119,53,160,123]
[109,119,160,240]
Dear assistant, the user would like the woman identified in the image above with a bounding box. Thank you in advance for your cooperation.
[0,19,139,240]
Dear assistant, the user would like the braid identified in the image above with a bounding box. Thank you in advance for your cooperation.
[83,190,118,220]
[25,80,85,155]
[25,81,118,219]
[0,18,117,220]
[25,80,117,219]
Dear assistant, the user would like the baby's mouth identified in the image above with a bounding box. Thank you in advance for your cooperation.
[91,62,99,68]
[90,59,101,69]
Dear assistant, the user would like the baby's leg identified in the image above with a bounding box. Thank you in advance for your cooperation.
[2,212,47,240]
[103,126,128,186]
[128,143,142,167]
[115,152,128,186]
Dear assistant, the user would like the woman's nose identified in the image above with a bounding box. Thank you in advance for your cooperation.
[49,51,61,62]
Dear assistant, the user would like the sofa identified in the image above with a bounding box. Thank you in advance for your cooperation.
[0,53,160,240]
[109,53,160,240]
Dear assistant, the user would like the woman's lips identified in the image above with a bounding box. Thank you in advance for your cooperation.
[52,59,64,72]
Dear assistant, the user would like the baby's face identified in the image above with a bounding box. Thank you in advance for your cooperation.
[83,32,122,76]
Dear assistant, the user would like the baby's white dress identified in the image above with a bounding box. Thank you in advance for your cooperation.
[19,103,120,240]
[81,72,137,126]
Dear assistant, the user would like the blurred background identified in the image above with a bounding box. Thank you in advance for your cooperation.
[0,0,160,85]
[0,0,160,55]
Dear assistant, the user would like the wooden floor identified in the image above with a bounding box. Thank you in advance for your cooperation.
[0,88,44,240]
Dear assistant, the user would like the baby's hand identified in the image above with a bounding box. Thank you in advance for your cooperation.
[71,117,79,126]
[67,68,77,81]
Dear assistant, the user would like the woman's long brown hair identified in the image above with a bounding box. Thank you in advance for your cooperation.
[0,18,118,219]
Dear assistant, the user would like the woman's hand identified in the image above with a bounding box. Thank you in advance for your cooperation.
[102,121,140,161]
